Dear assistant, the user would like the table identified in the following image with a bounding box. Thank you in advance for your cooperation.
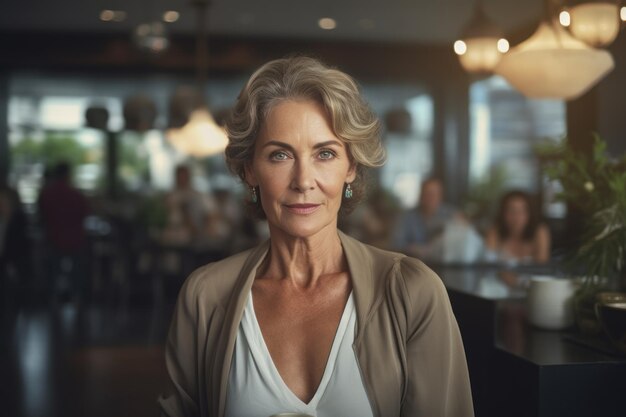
[434,265,626,417]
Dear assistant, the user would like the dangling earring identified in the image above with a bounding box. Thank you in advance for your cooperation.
[250,186,258,203]
[344,183,353,199]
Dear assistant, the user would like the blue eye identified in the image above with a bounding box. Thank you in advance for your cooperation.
[269,151,289,161]
[319,150,336,160]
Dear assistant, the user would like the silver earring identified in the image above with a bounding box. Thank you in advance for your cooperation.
[250,186,258,203]
[344,183,353,199]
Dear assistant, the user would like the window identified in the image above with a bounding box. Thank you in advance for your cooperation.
[363,85,434,209]
[469,75,566,190]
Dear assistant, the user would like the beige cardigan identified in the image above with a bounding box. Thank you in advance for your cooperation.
[158,231,474,417]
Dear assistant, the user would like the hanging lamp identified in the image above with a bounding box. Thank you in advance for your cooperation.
[494,15,614,100]
[562,1,622,48]
[165,0,228,158]
[453,0,509,73]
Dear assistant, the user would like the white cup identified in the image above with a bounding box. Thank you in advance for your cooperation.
[527,276,577,330]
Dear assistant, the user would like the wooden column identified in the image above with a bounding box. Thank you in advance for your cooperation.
[0,71,8,182]
[432,75,470,205]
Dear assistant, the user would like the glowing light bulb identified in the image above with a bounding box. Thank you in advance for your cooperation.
[318,17,337,30]
[497,38,509,53]
[163,11,179,23]
[454,40,467,55]
[100,10,115,22]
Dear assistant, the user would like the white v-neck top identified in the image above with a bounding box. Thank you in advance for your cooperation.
[224,292,374,417]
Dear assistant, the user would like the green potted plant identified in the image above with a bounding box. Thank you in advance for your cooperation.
[537,134,626,334]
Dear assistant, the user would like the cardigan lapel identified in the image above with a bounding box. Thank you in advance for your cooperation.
[216,240,269,417]
[338,231,378,341]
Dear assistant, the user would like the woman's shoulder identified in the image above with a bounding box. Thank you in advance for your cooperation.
[344,233,442,288]
[384,254,451,327]
[396,255,447,297]
[177,243,267,308]
[358,240,446,300]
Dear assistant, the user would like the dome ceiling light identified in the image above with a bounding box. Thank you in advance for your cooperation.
[165,0,228,158]
[560,1,622,48]
[494,18,614,100]
[453,0,509,74]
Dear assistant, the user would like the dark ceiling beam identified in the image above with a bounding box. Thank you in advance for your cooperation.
[0,30,465,82]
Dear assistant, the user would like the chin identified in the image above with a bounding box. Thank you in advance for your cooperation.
[271,216,337,240]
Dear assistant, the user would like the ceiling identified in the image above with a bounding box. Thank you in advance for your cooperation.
[1,0,544,44]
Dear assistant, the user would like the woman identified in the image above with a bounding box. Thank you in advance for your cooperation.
[158,57,473,417]
[485,190,551,264]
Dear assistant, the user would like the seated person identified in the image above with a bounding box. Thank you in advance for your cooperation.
[393,178,462,260]
[392,177,462,260]
[161,164,216,247]
[485,190,551,265]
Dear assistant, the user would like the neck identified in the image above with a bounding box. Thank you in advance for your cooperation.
[260,224,346,288]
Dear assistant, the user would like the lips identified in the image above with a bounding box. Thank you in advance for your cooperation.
[284,203,320,214]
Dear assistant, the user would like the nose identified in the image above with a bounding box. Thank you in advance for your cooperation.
[291,159,316,192]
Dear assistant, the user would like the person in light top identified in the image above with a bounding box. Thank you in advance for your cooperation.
[485,190,551,265]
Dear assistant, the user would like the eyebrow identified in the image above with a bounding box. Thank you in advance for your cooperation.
[261,140,343,150]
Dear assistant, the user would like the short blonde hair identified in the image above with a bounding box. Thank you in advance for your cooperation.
[225,56,385,216]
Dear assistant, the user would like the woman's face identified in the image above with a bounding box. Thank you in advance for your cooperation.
[504,196,529,235]
[245,99,356,239]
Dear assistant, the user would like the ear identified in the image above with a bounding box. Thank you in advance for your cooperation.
[346,162,357,184]
[244,161,258,187]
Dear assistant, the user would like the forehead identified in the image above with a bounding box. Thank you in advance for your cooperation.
[506,196,528,209]
[257,99,341,143]
[264,99,327,123]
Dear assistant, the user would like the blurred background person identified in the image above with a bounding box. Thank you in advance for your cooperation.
[484,190,551,265]
[340,185,401,249]
[161,164,216,247]
[38,161,90,302]
[158,164,223,278]
[392,177,464,261]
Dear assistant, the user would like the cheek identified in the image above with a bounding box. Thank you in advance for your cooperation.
[259,176,288,201]
[319,171,349,196]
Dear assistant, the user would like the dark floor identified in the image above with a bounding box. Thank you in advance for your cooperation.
[1,284,176,417]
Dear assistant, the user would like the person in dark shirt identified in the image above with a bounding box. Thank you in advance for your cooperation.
[38,162,90,301]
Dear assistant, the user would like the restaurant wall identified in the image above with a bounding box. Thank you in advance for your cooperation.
[598,34,626,157]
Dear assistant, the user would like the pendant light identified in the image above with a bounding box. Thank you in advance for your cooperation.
[494,16,614,100]
[165,0,228,158]
[561,1,622,48]
[453,0,509,73]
